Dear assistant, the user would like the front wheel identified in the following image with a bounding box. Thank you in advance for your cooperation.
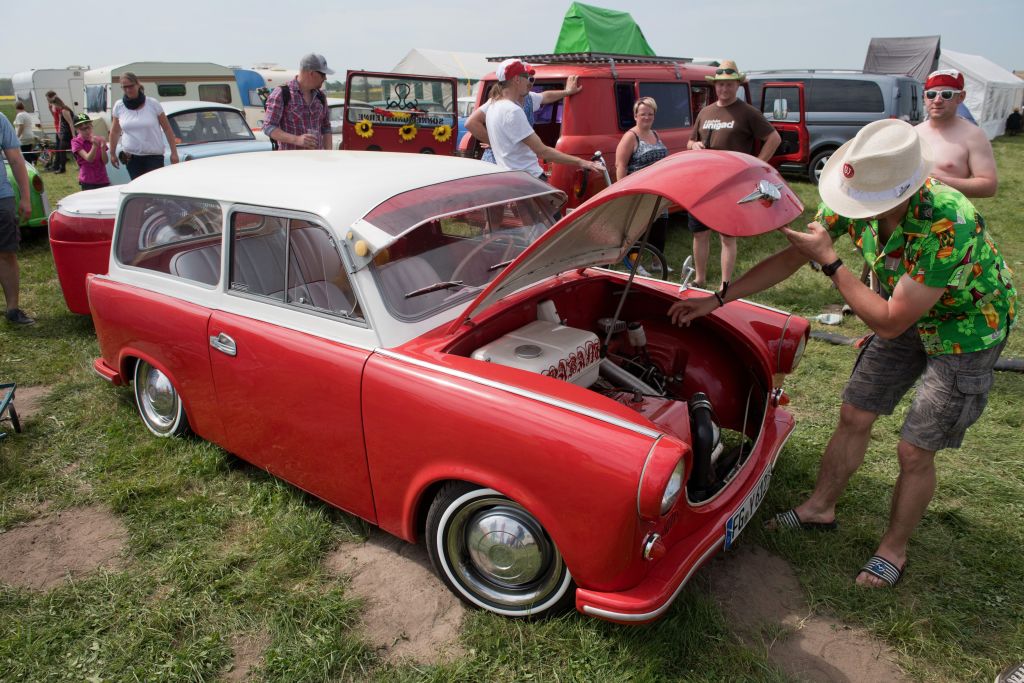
[425,483,574,618]
[133,360,190,437]
[808,148,835,185]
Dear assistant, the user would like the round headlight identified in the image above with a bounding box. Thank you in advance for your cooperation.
[660,459,685,514]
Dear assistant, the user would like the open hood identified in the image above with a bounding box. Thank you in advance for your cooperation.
[453,150,804,327]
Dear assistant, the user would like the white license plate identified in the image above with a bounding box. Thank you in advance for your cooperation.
[724,464,773,550]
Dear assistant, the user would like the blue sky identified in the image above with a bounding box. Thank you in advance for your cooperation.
[3,0,1019,77]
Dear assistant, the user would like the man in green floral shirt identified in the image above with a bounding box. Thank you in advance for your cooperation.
[669,119,1015,589]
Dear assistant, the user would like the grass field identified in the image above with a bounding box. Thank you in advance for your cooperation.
[0,128,1022,681]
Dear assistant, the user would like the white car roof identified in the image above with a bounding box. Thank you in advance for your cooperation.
[122,151,508,232]
[160,100,243,115]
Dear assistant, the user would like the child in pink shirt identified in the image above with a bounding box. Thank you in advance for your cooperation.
[70,114,110,190]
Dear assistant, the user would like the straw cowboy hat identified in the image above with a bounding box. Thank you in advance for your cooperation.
[818,119,934,219]
[705,59,746,82]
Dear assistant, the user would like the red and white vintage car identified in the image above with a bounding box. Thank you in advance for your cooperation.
[78,150,808,623]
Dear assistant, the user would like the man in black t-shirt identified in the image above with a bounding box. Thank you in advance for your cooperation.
[687,60,780,291]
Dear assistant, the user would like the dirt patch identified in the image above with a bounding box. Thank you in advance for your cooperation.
[6,385,52,424]
[0,505,129,591]
[709,545,909,682]
[324,530,465,664]
[223,630,271,682]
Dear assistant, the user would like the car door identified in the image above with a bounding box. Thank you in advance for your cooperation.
[760,81,808,167]
[343,70,458,155]
[207,208,377,521]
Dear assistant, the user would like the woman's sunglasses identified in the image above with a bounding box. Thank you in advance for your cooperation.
[925,89,961,101]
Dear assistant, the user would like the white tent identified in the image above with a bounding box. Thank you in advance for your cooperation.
[939,50,1024,139]
[392,49,493,99]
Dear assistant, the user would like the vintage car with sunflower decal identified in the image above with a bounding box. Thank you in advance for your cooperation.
[342,71,458,155]
[106,101,272,185]
[4,158,50,229]
[78,149,808,622]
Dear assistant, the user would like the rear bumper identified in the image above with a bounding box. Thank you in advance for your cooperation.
[575,412,795,624]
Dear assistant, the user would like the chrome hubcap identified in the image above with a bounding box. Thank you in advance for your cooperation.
[814,155,830,182]
[138,364,178,431]
[445,496,564,608]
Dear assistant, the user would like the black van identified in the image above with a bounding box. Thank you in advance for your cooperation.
[747,71,924,183]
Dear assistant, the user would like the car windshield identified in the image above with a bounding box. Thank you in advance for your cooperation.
[169,109,255,145]
[366,173,563,321]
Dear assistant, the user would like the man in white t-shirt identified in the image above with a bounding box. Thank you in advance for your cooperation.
[13,102,35,162]
[483,59,603,179]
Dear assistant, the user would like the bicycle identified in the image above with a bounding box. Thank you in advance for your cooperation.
[590,151,670,280]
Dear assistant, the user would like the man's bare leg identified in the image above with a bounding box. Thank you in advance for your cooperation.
[692,231,711,286]
[720,234,737,287]
[0,251,20,311]
[856,439,935,587]
[791,402,877,525]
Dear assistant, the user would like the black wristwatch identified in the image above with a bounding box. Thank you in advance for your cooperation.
[821,258,843,277]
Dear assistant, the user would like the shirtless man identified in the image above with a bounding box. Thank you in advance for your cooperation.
[915,69,998,198]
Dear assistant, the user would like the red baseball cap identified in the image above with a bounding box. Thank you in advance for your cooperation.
[925,69,964,91]
[496,59,535,82]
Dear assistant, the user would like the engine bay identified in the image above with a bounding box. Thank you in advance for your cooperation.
[457,278,771,503]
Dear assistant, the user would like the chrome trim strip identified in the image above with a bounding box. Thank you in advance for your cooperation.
[92,363,115,383]
[775,314,794,373]
[581,537,724,622]
[636,438,662,517]
[375,349,661,439]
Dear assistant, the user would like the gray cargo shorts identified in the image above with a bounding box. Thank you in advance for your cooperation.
[842,326,1007,451]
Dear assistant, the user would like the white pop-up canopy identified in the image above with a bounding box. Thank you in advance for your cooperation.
[939,50,1024,139]
[392,49,493,98]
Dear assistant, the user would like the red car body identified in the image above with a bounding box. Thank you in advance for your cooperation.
[79,149,807,622]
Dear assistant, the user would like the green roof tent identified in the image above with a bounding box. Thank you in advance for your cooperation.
[554,2,655,56]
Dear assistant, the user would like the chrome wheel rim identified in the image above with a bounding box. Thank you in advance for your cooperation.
[813,154,830,183]
[137,363,179,433]
[444,494,565,608]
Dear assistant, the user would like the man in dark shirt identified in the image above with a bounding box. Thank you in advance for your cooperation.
[687,60,780,292]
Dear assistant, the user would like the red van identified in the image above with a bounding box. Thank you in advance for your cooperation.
[460,53,808,210]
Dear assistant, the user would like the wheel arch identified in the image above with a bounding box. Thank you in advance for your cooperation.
[118,350,195,426]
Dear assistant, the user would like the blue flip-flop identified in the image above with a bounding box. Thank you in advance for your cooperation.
[770,508,839,532]
[858,555,905,587]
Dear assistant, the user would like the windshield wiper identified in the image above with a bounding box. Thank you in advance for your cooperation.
[488,259,516,272]
[404,280,465,298]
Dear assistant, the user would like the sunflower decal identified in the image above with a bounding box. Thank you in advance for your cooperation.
[432,125,453,143]
[398,124,418,142]
[355,119,374,139]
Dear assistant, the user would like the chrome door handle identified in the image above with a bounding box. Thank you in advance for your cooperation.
[209,333,237,357]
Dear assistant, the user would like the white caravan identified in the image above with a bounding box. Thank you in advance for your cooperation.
[11,67,87,142]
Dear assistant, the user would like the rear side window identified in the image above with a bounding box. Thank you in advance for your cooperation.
[811,79,884,113]
[157,83,187,98]
[116,196,223,284]
[198,84,232,104]
[638,82,691,130]
[228,212,361,319]
[615,82,636,130]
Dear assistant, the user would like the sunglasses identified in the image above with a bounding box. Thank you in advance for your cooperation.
[925,89,961,100]
[715,68,737,76]
[518,73,535,83]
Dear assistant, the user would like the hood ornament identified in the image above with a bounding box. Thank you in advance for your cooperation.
[738,180,783,205]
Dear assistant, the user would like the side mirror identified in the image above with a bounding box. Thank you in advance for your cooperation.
[679,255,695,289]
[772,98,789,121]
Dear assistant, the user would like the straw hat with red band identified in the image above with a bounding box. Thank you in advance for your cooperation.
[819,119,934,219]
[925,69,964,91]
[496,59,536,83]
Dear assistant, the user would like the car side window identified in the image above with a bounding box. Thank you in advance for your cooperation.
[228,211,361,319]
[638,82,691,130]
[812,79,884,113]
[115,195,224,285]
[615,82,636,130]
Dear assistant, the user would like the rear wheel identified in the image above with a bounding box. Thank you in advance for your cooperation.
[808,148,836,185]
[425,483,574,618]
[133,360,190,437]
[608,243,669,280]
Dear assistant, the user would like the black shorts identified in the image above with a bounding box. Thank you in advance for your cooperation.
[687,213,710,233]
[0,197,19,253]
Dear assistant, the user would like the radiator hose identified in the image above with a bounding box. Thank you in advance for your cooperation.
[688,392,719,501]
